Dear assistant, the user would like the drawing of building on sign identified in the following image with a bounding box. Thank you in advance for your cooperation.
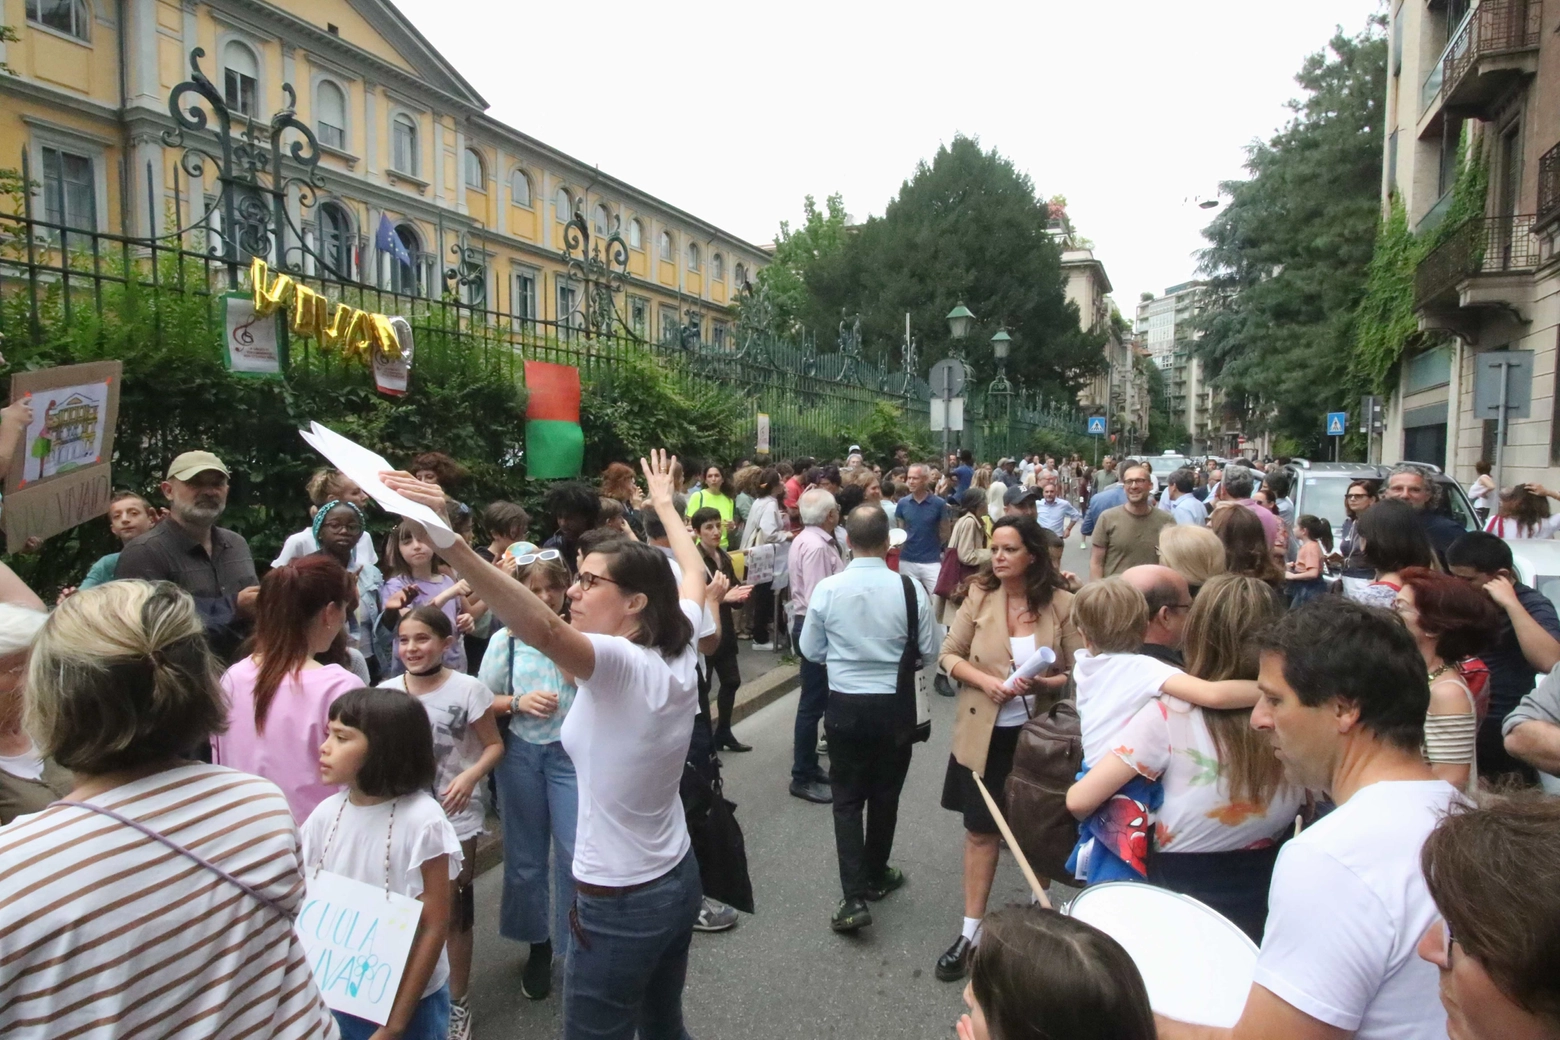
[33,392,101,476]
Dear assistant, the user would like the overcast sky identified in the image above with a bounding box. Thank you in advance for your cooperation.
[394,0,1383,317]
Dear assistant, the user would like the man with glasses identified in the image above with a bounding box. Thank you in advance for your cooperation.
[1121,565,1190,667]
[1090,462,1174,581]
[1157,599,1459,1040]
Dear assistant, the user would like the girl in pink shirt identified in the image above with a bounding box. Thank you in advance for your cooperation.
[212,555,362,821]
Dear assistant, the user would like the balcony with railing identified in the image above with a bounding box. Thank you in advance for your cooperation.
[1537,142,1560,232]
[1440,0,1542,117]
[1414,214,1541,311]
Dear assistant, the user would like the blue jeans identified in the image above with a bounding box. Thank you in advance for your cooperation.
[564,850,702,1040]
[334,984,450,1040]
[497,736,578,957]
[792,614,828,784]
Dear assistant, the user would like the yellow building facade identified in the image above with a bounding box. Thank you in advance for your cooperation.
[0,0,768,343]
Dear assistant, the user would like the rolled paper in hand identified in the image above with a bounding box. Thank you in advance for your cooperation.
[1002,645,1057,692]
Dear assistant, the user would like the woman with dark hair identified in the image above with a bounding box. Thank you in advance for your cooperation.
[958,906,1155,1040]
[692,505,752,751]
[939,487,993,624]
[1336,479,1381,587]
[0,581,337,1037]
[383,450,709,1040]
[1467,459,1496,527]
[1395,567,1502,793]
[686,462,736,549]
[411,451,470,489]
[1210,503,1284,588]
[933,515,1080,981]
[738,465,790,649]
[1484,483,1560,540]
[213,554,361,821]
[1349,498,1436,609]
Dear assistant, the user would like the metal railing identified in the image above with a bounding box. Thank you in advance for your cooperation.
[1443,0,1542,99]
[1414,214,1541,306]
[1538,142,1560,230]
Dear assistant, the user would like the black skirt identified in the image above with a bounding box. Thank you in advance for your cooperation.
[941,724,1022,835]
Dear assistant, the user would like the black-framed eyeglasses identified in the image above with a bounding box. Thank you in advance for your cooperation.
[575,571,621,592]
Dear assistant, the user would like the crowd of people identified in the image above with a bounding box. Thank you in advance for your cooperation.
[0,439,1558,1040]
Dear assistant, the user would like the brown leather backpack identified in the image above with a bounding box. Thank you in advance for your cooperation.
[1003,697,1083,881]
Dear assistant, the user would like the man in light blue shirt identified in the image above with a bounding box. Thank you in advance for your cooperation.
[1033,481,1082,538]
[801,505,938,934]
[1166,468,1207,526]
[1080,472,1129,539]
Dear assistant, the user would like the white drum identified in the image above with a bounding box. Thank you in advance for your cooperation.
[1064,883,1257,1028]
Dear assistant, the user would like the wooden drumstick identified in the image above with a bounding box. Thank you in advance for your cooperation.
[971,769,1053,911]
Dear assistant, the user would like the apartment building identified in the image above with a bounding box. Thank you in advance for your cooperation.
[1134,280,1238,454]
[1064,246,1150,448]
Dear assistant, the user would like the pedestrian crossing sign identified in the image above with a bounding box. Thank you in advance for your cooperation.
[1326,412,1346,437]
[1088,416,1107,436]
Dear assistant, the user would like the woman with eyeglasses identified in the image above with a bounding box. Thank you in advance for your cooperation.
[384,451,709,1040]
[1335,479,1381,591]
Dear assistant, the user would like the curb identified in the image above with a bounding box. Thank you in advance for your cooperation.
[474,661,801,877]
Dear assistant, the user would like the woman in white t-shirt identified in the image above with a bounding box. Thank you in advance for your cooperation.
[1484,483,1560,540]
[1067,575,1303,942]
[382,450,708,1040]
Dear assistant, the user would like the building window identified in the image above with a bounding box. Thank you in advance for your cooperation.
[464,148,484,190]
[557,281,580,337]
[390,223,422,295]
[222,41,260,117]
[27,0,89,41]
[511,170,532,207]
[555,187,573,222]
[659,230,673,262]
[40,146,96,231]
[392,114,417,174]
[593,203,611,237]
[733,262,746,286]
[317,201,353,279]
[316,80,347,149]
[713,322,727,349]
[629,296,648,337]
[629,218,643,250]
[512,269,538,329]
[660,307,680,344]
[711,253,723,281]
[687,242,701,272]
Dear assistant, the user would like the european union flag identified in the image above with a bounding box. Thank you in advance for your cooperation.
[376,213,412,268]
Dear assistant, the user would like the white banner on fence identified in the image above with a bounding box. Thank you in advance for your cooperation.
[295,870,422,1025]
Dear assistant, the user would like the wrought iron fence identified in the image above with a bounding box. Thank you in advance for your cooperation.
[1538,142,1560,231]
[1414,214,1540,307]
[1443,0,1543,97]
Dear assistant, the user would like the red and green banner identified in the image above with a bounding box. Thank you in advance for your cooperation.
[524,360,584,479]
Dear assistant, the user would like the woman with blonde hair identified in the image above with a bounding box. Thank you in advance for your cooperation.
[1157,524,1226,597]
[0,602,63,824]
[1066,574,1303,942]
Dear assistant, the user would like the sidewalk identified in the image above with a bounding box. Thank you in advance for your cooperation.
[473,641,800,875]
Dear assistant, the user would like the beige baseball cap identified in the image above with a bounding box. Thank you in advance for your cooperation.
[166,450,230,482]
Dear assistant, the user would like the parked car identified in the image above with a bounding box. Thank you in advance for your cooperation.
[1281,460,1479,545]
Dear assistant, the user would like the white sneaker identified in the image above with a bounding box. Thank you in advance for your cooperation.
[752,641,774,650]
[816,737,829,756]
[448,996,472,1040]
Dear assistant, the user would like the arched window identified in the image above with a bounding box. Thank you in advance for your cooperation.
[593,203,611,236]
[733,262,746,286]
[315,80,346,149]
[659,230,673,262]
[391,113,417,174]
[711,253,724,281]
[222,41,260,117]
[510,169,532,207]
[555,187,573,222]
[317,202,353,279]
[26,0,89,41]
[390,223,422,296]
[464,148,484,189]
[629,218,643,250]
[687,242,701,272]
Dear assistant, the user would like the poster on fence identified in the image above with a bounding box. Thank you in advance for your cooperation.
[3,361,121,546]
[756,412,770,454]
[223,294,283,377]
[372,317,414,396]
[295,870,422,1026]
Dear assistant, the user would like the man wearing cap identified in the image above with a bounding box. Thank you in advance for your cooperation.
[1002,484,1039,522]
[116,451,259,662]
[1032,481,1081,537]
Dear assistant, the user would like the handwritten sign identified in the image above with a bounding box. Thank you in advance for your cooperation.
[3,361,121,546]
[372,317,414,396]
[295,870,421,1025]
[223,294,283,377]
[743,542,775,584]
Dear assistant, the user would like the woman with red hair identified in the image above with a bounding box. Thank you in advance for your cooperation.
[1393,567,1501,793]
[212,555,361,821]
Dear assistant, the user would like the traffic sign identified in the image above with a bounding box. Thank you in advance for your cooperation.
[929,358,967,399]
[930,396,964,432]
[1087,416,1107,436]
[1326,412,1346,437]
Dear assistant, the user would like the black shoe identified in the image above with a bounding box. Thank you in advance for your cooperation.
[864,866,906,901]
[934,674,956,697]
[935,936,973,982]
[789,779,832,803]
[521,939,552,1000]
[831,897,872,933]
[716,730,752,752]
[810,770,832,786]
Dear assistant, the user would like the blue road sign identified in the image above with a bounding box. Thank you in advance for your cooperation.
[1087,416,1108,436]
[1326,412,1347,437]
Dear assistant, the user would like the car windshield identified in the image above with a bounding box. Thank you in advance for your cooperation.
[1150,456,1191,475]
[1295,474,1360,535]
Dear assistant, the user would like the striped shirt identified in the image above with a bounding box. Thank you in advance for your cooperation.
[0,763,338,1040]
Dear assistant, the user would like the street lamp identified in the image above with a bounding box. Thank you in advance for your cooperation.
[946,302,975,343]
[989,327,1014,456]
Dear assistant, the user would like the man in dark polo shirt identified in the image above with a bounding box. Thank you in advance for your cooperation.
[116,451,259,662]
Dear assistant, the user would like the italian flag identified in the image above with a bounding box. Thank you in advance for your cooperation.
[524,360,584,479]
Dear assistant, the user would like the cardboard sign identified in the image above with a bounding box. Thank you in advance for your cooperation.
[295,870,422,1026]
[372,317,414,396]
[744,542,775,584]
[223,294,283,377]
[3,361,121,545]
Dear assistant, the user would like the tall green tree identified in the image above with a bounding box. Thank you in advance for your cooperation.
[1194,18,1387,447]
[764,137,1102,398]
[746,193,850,336]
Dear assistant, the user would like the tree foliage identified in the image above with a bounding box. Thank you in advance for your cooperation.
[754,137,1103,400]
[1194,19,1388,448]
[748,193,850,337]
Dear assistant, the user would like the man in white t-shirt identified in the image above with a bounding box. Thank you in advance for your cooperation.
[1157,599,1461,1040]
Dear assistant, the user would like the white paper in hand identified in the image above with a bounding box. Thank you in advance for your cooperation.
[298,421,458,548]
[1003,644,1057,692]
